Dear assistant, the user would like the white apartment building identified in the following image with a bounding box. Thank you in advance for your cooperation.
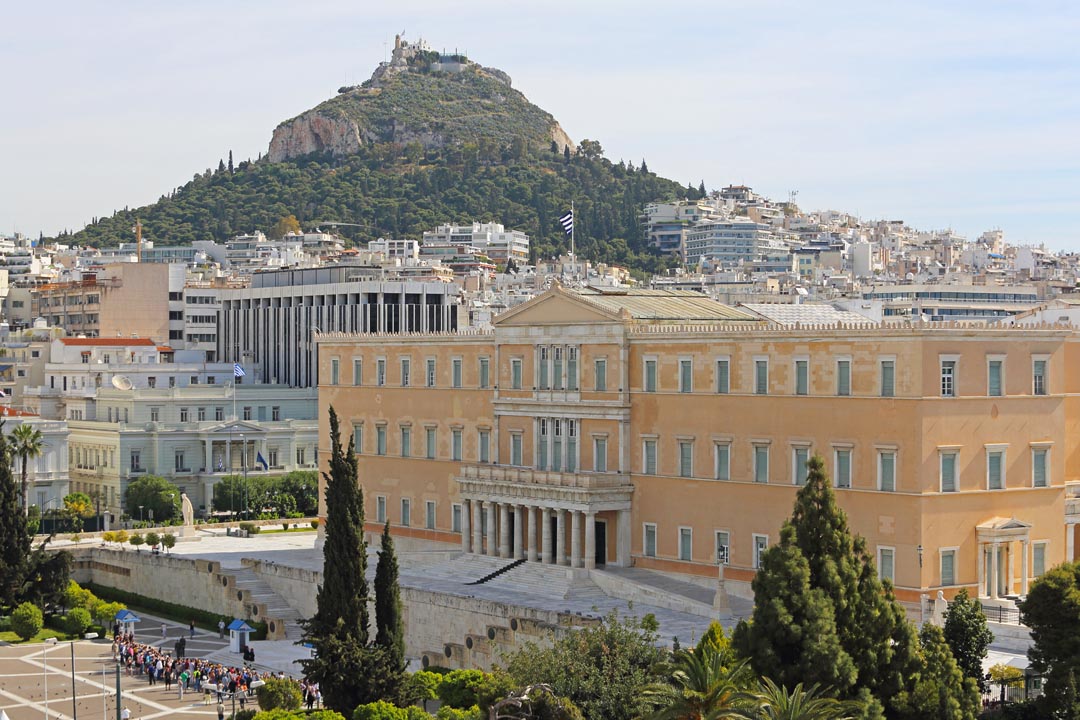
[684,219,792,268]
[1,410,70,514]
[422,223,529,265]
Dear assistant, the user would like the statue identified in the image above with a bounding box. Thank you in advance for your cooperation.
[181,493,194,527]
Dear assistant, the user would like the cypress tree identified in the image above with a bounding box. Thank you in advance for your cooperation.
[0,429,29,608]
[374,520,405,668]
[943,588,994,693]
[305,406,368,641]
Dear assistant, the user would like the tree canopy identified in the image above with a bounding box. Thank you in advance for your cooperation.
[123,475,181,522]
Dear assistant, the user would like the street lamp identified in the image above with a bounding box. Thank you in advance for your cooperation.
[240,434,247,519]
[43,636,57,719]
[138,505,144,526]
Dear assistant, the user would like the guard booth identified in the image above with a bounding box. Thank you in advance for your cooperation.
[227,619,255,653]
[114,609,141,637]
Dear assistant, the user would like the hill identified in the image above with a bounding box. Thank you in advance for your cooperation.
[64,38,695,273]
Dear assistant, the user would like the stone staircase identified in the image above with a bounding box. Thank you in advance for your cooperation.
[229,566,304,640]
[591,566,719,618]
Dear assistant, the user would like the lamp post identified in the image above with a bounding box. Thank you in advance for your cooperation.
[43,636,57,719]
[138,506,144,526]
[240,434,247,519]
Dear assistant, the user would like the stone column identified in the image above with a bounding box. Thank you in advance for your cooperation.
[616,509,632,567]
[204,440,213,473]
[556,509,567,566]
[1006,542,1015,597]
[1069,522,1076,563]
[486,502,498,557]
[513,505,525,560]
[472,501,483,555]
[570,510,582,568]
[499,503,511,558]
[527,506,538,562]
[461,499,472,553]
[225,438,232,470]
[203,480,215,514]
[584,512,596,570]
[540,508,551,564]
[1021,540,1030,595]
[990,543,999,600]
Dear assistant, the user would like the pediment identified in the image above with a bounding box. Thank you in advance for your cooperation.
[206,420,266,434]
[494,289,621,327]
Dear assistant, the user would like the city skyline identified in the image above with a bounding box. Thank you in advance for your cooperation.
[2,1,1078,249]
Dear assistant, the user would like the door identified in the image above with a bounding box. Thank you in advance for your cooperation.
[550,515,559,561]
[507,512,515,556]
[594,519,607,567]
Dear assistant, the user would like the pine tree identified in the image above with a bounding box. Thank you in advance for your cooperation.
[943,588,993,693]
[0,429,30,608]
[228,150,234,174]
[698,181,706,197]
[563,146,571,163]
[374,520,405,668]
[218,159,226,173]
[641,158,649,173]
[308,407,368,640]
[892,624,980,720]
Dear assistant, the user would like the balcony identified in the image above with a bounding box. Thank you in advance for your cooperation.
[456,463,633,511]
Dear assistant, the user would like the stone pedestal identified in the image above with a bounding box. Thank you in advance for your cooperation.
[179,524,195,538]
[713,563,732,618]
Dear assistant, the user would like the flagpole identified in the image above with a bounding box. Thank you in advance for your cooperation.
[570,200,575,280]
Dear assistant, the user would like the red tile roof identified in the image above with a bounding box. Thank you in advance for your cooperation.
[59,338,156,347]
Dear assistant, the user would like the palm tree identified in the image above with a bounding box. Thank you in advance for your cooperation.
[644,646,757,720]
[10,423,44,515]
[744,678,855,720]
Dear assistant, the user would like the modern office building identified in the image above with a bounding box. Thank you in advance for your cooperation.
[318,286,1076,605]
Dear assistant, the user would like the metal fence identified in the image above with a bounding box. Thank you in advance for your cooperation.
[981,602,1024,625]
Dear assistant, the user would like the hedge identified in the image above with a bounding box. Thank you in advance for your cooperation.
[84,583,268,640]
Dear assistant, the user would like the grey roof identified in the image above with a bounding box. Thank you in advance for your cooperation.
[740,303,877,326]
[576,288,758,322]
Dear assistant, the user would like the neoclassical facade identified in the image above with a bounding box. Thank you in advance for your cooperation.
[318,287,1078,602]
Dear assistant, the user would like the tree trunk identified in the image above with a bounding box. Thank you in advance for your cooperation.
[20,453,28,516]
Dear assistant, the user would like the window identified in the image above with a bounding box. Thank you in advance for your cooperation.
[452,504,462,533]
[567,420,577,472]
[988,359,1003,397]
[755,359,769,395]
[401,427,412,457]
[215,407,224,421]
[679,528,692,561]
[452,358,462,388]
[426,500,436,530]
[679,359,693,393]
[754,445,769,483]
[426,427,436,460]
[330,358,340,385]
[1033,447,1049,487]
[1033,543,1047,577]
[644,523,657,558]
[567,347,578,390]
[716,358,730,394]
[376,496,387,523]
[243,406,252,421]
[879,450,896,492]
[353,359,362,385]
[479,430,490,463]
[643,439,657,475]
[594,359,607,392]
[511,359,522,389]
[538,347,549,389]
[878,547,895,583]
[272,406,280,421]
[987,449,1005,490]
[795,359,808,395]
[296,447,306,465]
[941,451,958,492]
[835,448,852,489]
[376,425,387,456]
[479,357,490,389]
[174,450,186,472]
[401,358,411,386]
[130,449,142,472]
[753,534,768,569]
[150,407,160,422]
[180,407,189,422]
[941,549,956,586]
[1033,358,1048,396]
[552,419,563,471]
[715,443,730,481]
[594,437,608,472]
[715,531,730,565]
[400,499,411,527]
[880,359,895,397]
[268,449,278,467]
[940,359,956,397]
[198,407,206,422]
[837,359,851,396]
[190,376,199,385]
[376,359,386,386]
[511,433,523,466]
[793,446,809,485]
[353,423,363,453]
[426,358,436,387]
[553,347,564,390]
[147,377,157,388]
[452,429,462,461]
[644,359,657,392]
[679,441,694,478]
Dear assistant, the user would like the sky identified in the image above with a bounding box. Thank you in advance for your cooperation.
[1,1,1078,249]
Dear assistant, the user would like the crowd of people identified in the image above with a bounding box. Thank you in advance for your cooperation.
[109,627,319,709]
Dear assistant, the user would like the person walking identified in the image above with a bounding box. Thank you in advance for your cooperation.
[189,619,196,638]
[218,618,225,639]
[161,622,167,640]
[217,701,225,720]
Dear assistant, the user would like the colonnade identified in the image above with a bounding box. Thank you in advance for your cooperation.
[977,539,1030,599]
[459,499,603,569]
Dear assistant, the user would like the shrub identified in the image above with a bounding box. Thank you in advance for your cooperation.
[115,529,129,545]
[232,711,258,720]
[306,712,347,720]
[161,534,176,552]
[11,602,44,640]
[407,670,442,704]
[63,607,92,636]
[255,677,303,711]
[251,710,300,720]
[70,533,82,544]
[129,533,144,551]
[83,583,268,639]
[145,532,160,549]
[239,522,260,535]
[437,670,500,709]
[434,706,482,720]
[406,708,434,720]
[353,701,407,720]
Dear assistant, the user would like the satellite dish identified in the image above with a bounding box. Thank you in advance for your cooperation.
[111,375,133,391]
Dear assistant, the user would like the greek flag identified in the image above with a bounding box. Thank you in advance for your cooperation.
[233,363,246,378]
[558,210,574,235]
[256,452,269,471]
